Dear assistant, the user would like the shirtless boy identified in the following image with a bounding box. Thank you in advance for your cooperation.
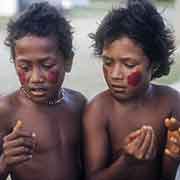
[0,2,86,180]
[83,0,180,179]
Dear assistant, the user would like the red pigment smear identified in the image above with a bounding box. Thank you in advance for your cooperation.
[47,70,59,83]
[18,71,26,85]
[127,71,142,87]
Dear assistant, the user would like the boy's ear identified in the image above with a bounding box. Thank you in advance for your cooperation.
[65,58,73,73]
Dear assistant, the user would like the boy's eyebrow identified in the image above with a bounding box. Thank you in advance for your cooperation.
[101,55,114,61]
[16,55,56,62]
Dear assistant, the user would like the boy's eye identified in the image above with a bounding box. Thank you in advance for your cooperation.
[124,63,136,68]
[102,58,113,66]
[42,63,54,69]
[19,64,30,71]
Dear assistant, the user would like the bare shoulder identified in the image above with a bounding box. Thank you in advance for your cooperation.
[152,83,180,101]
[84,90,112,125]
[87,89,112,110]
[0,91,19,133]
[152,83,180,115]
[63,88,87,112]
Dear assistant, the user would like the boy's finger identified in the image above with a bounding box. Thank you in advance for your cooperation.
[6,154,32,166]
[3,137,35,150]
[137,126,152,159]
[4,130,34,142]
[164,117,180,131]
[4,146,33,157]
[126,129,146,156]
[125,129,142,144]
[145,128,157,160]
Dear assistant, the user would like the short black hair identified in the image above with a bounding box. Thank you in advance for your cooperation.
[90,0,175,79]
[5,1,74,60]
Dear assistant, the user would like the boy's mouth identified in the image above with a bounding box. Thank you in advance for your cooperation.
[111,84,126,90]
[30,87,48,96]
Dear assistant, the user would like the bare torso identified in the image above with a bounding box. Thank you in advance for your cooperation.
[0,88,86,180]
[83,84,180,180]
[108,93,168,179]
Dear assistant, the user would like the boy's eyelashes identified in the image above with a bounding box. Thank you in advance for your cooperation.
[17,63,55,71]
[17,64,30,71]
[124,63,136,68]
[41,63,55,69]
[102,58,137,68]
[102,58,113,66]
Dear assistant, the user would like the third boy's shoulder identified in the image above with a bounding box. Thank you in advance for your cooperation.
[85,90,113,114]
[152,83,180,98]
[0,92,18,114]
[152,83,180,106]
[0,91,19,129]
[63,88,87,112]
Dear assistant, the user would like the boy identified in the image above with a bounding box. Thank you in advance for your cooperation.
[0,2,86,180]
[83,0,180,179]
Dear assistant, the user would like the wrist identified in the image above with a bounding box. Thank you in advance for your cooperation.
[0,154,8,175]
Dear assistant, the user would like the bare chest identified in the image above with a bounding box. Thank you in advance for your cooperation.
[12,107,80,154]
[108,106,170,158]
[11,108,81,179]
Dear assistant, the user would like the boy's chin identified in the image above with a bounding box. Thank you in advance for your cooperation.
[110,91,134,102]
[28,95,50,104]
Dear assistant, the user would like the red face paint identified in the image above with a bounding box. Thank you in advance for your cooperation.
[127,71,142,87]
[18,71,27,85]
[47,70,59,83]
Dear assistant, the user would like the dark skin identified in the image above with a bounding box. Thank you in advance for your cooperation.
[0,35,86,180]
[83,37,180,180]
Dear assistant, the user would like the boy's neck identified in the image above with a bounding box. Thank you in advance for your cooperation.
[19,87,64,105]
[113,84,153,107]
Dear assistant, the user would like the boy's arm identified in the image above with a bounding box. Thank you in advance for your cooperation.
[79,96,87,180]
[0,138,9,180]
[83,100,133,180]
[162,118,180,180]
[162,91,180,180]
[0,100,12,180]
[0,122,10,179]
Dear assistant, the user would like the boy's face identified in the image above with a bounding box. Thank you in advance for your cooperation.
[14,35,72,103]
[102,37,152,101]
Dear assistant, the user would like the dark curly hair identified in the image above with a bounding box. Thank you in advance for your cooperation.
[5,1,74,61]
[89,0,175,79]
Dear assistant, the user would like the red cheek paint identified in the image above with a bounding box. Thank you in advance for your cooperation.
[18,71,27,85]
[47,70,59,84]
[127,71,142,87]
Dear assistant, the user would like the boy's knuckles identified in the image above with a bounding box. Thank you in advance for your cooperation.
[17,137,32,146]
[3,142,10,150]
[3,135,10,142]
[135,152,143,159]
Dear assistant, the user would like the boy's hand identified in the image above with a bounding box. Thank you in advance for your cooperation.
[1,120,36,170]
[123,126,157,161]
[164,117,180,159]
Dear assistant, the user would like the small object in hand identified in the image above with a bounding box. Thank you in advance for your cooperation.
[13,120,23,131]
[165,117,178,131]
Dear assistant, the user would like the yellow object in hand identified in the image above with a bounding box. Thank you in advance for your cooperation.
[13,120,23,131]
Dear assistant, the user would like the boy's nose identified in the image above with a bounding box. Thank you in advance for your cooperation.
[30,68,44,83]
[111,64,123,80]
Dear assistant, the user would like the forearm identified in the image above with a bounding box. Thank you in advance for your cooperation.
[0,155,9,179]
[86,155,131,180]
[161,155,180,180]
